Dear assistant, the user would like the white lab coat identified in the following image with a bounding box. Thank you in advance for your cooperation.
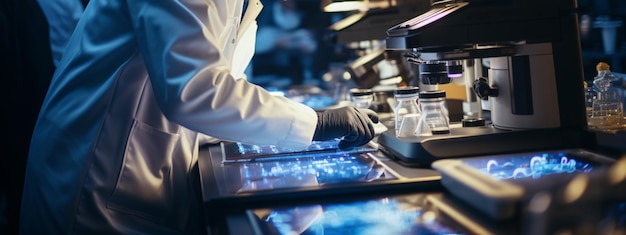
[20,0,317,234]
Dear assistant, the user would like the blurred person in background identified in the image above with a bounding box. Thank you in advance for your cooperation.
[252,0,323,87]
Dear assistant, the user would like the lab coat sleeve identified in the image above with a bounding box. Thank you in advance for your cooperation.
[36,0,84,66]
[126,0,317,149]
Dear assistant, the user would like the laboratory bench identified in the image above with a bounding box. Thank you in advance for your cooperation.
[198,115,626,235]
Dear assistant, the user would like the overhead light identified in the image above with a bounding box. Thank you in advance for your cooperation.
[321,0,394,12]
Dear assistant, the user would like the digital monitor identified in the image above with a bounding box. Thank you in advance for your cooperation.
[218,151,397,194]
[247,193,480,235]
[221,139,377,162]
[431,149,616,220]
[459,151,600,181]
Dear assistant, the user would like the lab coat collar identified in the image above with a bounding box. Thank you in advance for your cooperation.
[238,0,263,39]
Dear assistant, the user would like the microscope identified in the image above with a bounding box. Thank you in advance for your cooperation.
[323,0,431,89]
[377,0,591,167]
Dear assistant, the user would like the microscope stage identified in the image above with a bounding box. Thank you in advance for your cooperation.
[377,126,588,167]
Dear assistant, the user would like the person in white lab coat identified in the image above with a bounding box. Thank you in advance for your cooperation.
[20,0,378,234]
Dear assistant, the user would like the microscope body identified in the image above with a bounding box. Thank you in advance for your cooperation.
[488,43,561,130]
[377,0,591,167]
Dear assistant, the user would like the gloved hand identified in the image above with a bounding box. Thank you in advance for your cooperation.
[313,106,379,149]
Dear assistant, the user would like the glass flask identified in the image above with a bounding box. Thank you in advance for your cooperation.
[416,90,450,136]
[394,86,421,137]
[590,62,623,128]
[584,81,597,119]
[350,88,374,109]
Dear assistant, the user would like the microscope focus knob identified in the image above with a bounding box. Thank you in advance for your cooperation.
[472,77,498,100]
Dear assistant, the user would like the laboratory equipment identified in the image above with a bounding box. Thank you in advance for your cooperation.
[212,150,402,197]
[324,0,430,44]
[343,47,413,89]
[523,155,626,235]
[199,145,442,223]
[377,0,590,167]
[418,62,451,85]
[232,152,392,193]
[370,86,395,113]
[220,139,377,162]
[584,80,597,119]
[431,149,616,220]
[394,86,420,137]
[589,62,624,129]
[349,88,374,109]
[324,0,430,89]
[243,193,492,235]
[416,90,450,136]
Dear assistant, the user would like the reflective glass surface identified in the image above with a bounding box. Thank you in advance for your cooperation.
[222,139,376,162]
[220,151,396,194]
[249,193,468,235]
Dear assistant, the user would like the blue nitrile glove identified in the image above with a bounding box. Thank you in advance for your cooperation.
[313,106,379,150]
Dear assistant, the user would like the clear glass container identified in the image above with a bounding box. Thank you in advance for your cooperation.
[350,88,374,109]
[589,62,623,128]
[584,81,597,119]
[394,86,421,137]
[416,90,450,136]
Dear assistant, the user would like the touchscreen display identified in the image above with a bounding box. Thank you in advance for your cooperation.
[248,194,468,235]
[461,151,600,180]
[222,139,377,162]
[220,152,396,194]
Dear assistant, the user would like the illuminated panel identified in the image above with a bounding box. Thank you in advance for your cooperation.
[387,2,467,36]
[460,152,598,180]
[222,139,377,162]
[249,194,468,235]
[221,152,395,194]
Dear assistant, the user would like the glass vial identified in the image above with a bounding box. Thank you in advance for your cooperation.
[394,86,421,137]
[584,81,597,119]
[416,90,450,136]
[350,88,374,109]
